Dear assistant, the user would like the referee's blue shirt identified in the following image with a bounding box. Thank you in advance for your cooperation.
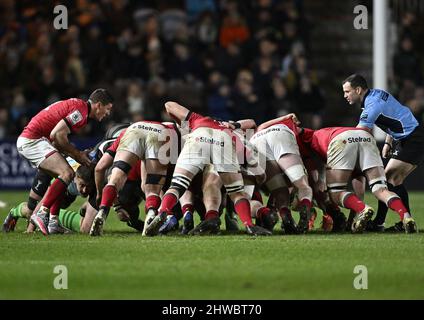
[358,89,418,140]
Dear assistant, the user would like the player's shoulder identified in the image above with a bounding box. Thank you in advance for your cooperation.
[65,98,88,110]
[366,89,390,105]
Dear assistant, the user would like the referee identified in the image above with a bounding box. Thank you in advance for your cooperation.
[342,74,422,233]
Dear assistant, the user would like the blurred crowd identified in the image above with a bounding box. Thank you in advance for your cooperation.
[0,0,325,139]
[392,10,424,125]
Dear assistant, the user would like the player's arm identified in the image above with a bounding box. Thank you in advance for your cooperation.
[382,135,393,159]
[356,102,380,133]
[94,152,114,202]
[224,119,257,130]
[50,120,91,166]
[256,113,300,132]
[164,101,190,122]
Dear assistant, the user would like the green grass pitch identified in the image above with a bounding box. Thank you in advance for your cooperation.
[0,190,423,299]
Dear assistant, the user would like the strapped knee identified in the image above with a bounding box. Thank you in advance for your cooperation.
[327,183,348,193]
[244,185,255,198]
[369,177,387,193]
[111,160,132,174]
[170,174,192,197]
[225,180,244,195]
[284,164,306,183]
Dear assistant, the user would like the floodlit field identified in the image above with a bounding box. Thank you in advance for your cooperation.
[0,191,423,299]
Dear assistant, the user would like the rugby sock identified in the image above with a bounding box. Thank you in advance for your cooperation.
[10,202,26,219]
[342,193,366,213]
[49,198,62,216]
[256,206,271,219]
[252,190,263,203]
[160,193,178,215]
[374,183,410,224]
[42,178,67,208]
[279,207,291,219]
[182,204,194,214]
[58,209,81,232]
[145,194,161,212]
[100,185,118,208]
[374,200,388,225]
[205,210,219,220]
[391,184,410,211]
[387,197,410,220]
[234,199,253,227]
[299,198,312,210]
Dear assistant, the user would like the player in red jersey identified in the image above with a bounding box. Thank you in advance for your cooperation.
[17,89,113,235]
[249,114,314,233]
[144,101,271,236]
[299,126,415,233]
[89,121,180,236]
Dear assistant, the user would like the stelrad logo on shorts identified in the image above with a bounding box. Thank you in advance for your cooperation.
[347,137,371,143]
[136,124,162,133]
[68,110,83,125]
[196,136,224,147]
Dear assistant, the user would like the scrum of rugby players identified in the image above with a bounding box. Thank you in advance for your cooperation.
[5,93,417,236]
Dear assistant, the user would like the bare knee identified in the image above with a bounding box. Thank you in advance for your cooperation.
[60,168,75,184]
[229,191,248,204]
[385,168,405,186]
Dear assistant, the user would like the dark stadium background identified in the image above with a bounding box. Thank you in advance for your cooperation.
[0,0,423,189]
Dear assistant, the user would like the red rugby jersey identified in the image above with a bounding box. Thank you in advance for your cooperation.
[21,98,90,140]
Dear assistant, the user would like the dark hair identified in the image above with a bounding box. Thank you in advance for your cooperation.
[342,74,368,89]
[76,165,94,184]
[89,88,114,105]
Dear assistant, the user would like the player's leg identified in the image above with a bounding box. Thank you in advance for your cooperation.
[364,165,417,233]
[326,169,373,233]
[218,171,271,236]
[148,166,198,236]
[277,154,313,233]
[345,174,367,231]
[150,129,207,236]
[190,166,224,235]
[374,158,415,228]
[3,187,45,232]
[47,194,76,234]
[143,159,167,215]
[115,180,144,232]
[58,201,90,233]
[176,189,195,234]
[30,153,75,235]
[142,159,173,235]
[90,150,138,236]
[262,160,296,234]
[5,170,52,232]
[245,177,278,233]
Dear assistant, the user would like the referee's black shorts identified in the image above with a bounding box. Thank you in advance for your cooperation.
[392,124,424,166]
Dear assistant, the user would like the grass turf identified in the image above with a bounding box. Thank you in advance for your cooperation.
[0,190,423,299]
